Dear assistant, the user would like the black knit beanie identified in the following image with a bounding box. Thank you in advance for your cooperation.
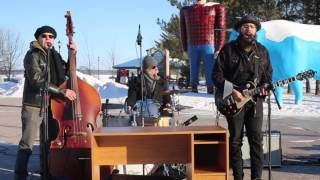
[34,25,57,39]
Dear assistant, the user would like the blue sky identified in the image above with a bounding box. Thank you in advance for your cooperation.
[0,0,178,70]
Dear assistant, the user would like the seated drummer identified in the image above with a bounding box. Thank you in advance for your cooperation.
[125,55,172,117]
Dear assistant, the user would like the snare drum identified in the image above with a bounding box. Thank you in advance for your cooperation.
[133,99,161,122]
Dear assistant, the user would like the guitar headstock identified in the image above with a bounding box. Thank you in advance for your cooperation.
[296,70,316,80]
[65,11,74,37]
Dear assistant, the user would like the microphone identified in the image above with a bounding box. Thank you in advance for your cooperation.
[251,38,261,60]
[136,24,142,46]
[251,38,257,45]
[47,42,53,50]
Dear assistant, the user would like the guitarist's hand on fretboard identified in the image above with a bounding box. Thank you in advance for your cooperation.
[232,89,245,102]
[259,83,270,97]
[259,88,269,96]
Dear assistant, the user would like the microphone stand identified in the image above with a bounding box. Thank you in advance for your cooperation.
[264,71,281,180]
[255,41,281,180]
[266,86,281,180]
[39,46,52,180]
[137,24,147,176]
[137,24,145,127]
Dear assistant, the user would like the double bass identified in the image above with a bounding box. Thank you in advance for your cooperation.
[48,11,101,180]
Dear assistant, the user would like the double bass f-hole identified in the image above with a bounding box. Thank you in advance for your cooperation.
[87,123,95,132]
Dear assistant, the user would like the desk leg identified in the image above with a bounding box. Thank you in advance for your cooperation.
[92,164,100,180]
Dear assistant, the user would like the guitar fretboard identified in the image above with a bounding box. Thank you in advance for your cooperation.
[273,77,297,88]
[247,74,308,97]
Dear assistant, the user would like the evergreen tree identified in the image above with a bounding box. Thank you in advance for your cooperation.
[303,0,320,24]
[302,0,320,95]
[277,0,304,21]
[156,15,183,60]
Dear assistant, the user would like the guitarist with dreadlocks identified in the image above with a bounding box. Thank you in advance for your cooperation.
[212,16,272,180]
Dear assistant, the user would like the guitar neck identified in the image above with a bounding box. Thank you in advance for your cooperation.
[244,70,315,98]
[247,76,297,97]
[272,76,297,88]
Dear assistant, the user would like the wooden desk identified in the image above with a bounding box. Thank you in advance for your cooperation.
[91,126,229,180]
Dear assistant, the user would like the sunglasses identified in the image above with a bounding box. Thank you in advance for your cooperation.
[151,66,158,69]
[241,24,256,29]
[41,34,55,39]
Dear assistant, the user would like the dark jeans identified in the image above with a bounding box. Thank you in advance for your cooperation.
[227,102,263,180]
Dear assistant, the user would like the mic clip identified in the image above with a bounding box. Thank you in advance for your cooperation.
[136,25,142,46]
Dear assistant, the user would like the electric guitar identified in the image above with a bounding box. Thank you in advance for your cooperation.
[215,70,316,117]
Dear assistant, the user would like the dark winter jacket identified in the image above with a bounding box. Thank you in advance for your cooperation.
[212,38,273,117]
[22,41,67,107]
[126,73,171,110]
[212,38,272,91]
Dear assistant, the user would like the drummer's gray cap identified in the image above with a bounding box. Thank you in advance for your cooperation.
[143,55,158,69]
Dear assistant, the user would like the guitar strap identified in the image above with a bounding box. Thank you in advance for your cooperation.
[253,45,264,117]
[231,41,261,84]
[253,45,263,86]
[230,41,263,89]
[230,41,243,82]
[254,56,260,85]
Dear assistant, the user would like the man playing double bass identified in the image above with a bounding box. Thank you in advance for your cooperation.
[14,25,77,180]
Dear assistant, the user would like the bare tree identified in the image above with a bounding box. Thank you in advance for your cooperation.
[108,48,117,70]
[80,37,94,75]
[108,48,117,69]
[0,28,23,81]
[106,48,117,78]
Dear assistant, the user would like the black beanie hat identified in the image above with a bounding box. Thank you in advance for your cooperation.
[34,25,57,39]
[234,16,261,32]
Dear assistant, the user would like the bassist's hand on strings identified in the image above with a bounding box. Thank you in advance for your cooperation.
[68,40,77,53]
[64,89,76,101]
[232,89,245,102]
